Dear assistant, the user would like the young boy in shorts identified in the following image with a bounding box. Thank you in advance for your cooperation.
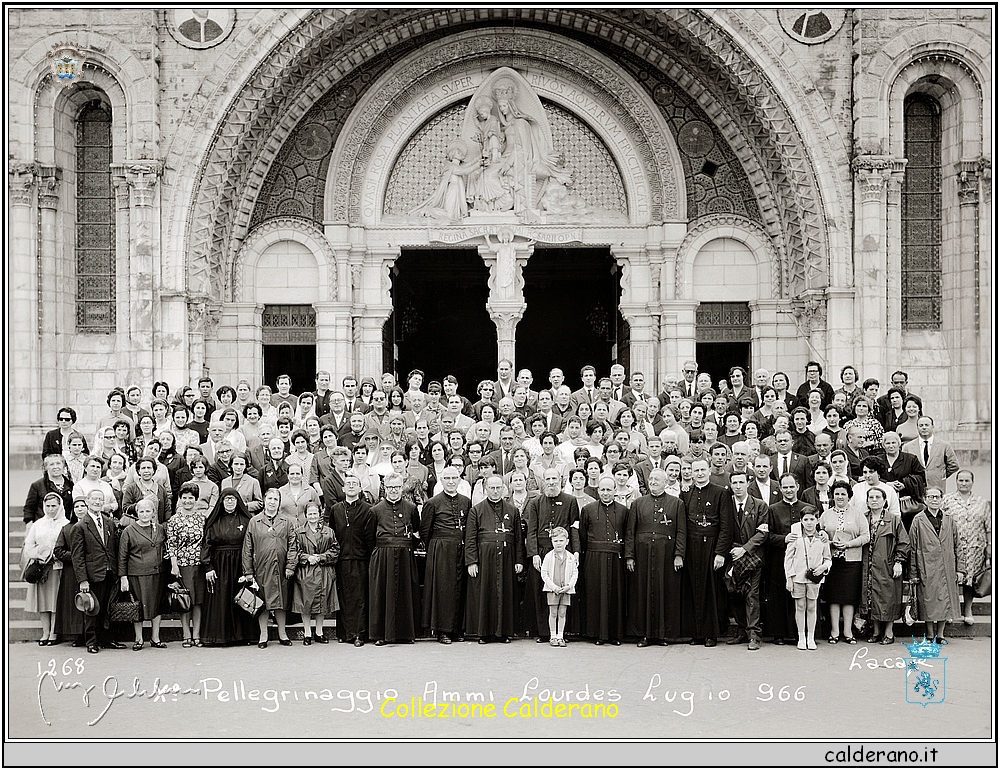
[540,527,578,647]
[783,510,832,650]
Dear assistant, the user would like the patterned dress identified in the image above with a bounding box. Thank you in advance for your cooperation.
[942,493,992,586]
[167,507,208,604]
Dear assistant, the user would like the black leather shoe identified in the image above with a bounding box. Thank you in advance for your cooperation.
[478,638,488,644]
[73,637,86,648]
[302,637,312,646]
[400,639,414,644]
[705,638,717,647]
[689,638,703,646]
[354,638,365,647]
[536,636,549,643]
[773,637,786,645]
[258,642,268,649]
[453,635,465,643]
[278,638,292,646]
[499,636,510,644]
[313,634,328,644]
[611,639,621,646]
[727,634,748,645]
[637,638,649,648]
[374,639,386,646]
[438,635,452,645]
[104,640,126,650]
[594,639,604,645]
[87,644,99,654]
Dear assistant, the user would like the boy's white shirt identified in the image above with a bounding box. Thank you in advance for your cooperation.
[540,547,579,594]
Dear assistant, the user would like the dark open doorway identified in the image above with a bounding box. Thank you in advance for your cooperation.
[264,345,317,396]
[516,247,621,390]
[695,302,751,390]
[390,248,496,388]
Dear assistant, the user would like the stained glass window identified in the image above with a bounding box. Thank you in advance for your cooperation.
[75,102,115,332]
[901,95,942,330]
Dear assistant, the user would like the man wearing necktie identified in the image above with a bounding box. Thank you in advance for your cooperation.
[903,416,959,493]
[725,471,769,650]
[70,489,125,653]
[571,365,598,410]
[681,360,699,398]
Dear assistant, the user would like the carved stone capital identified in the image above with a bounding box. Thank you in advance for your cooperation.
[790,292,827,334]
[111,160,164,208]
[957,160,982,205]
[852,156,906,204]
[37,166,62,209]
[480,232,533,306]
[9,161,40,206]
[188,299,222,337]
[488,306,527,336]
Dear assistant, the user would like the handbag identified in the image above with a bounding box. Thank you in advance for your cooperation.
[234,581,264,616]
[898,496,923,515]
[973,567,992,598]
[166,579,192,612]
[22,558,52,584]
[108,587,142,622]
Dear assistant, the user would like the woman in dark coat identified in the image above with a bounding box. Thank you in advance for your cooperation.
[242,487,298,647]
[200,488,256,645]
[292,502,340,644]
[52,499,88,645]
[117,497,169,649]
[860,487,910,645]
[23,455,76,526]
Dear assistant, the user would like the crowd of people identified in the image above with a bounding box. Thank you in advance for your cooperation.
[20,359,991,652]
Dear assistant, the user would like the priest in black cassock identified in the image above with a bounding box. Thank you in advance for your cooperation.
[420,466,471,644]
[763,473,819,644]
[464,474,524,643]
[681,458,734,646]
[368,473,421,645]
[525,468,581,642]
[580,476,628,645]
[626,469,686,646]
[330,474,375,646]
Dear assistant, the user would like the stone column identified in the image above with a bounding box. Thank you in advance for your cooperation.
[824,287,857,379]
[112,160,163,390]
[9,162,40,433]
[659,300,699,376]
[480,234,532,366]
[225,302,265,385]
[613,245,656,380]
[852,155,904,379]
[954,160,989,431]
[37,166,62,426]
[791,291,828,368]
[355,247,397,378]
[314,301,354,387]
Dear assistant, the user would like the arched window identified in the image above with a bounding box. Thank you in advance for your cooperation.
[901,94,941,330]
[75,101,115,332]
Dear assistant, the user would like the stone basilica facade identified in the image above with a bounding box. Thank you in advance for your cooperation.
[7,8,993,462]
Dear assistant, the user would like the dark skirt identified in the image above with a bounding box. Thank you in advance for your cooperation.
[201,547,257,645]
[823,559,863,606]
[128,573,165,619]
[179,564,207,605]
[368,546,421,642]
[53,564,84,637]
[582,551,625,641]
[336,559,369,641]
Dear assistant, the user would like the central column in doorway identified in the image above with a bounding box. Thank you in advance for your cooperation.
[479,232,534,365]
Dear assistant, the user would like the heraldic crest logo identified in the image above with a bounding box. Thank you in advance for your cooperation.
[902,636,947,707]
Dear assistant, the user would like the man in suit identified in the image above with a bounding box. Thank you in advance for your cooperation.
[570,365,598,410]
[608,363,628,403]
[903,416,959,493]
[319,391,350,433]
[487,426,519,478]
[493,359,516,404]
[514,369,539,412]
[341,376,368,414]
[679,360,699,399]
[70,489,126,653]
[247,424,274,475]
[842,426,870,481]
[726,470,769,650]
[749,455,782,505]
[749,368,771,409]
[805,433,835,481]
[338,412,367,452]
[876,370,922,418]
[633,435,666,495]
[595,378,625,424]
[621,371,650,409]
[544,368,566,401]
[534,390,563,435]
[770,430,808,490]
[552,386,575,421]
[199,420,227,465]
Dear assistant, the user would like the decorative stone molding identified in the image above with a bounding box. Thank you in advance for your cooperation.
[231,216,338,302]
[790,292,828,335]
[479,232,534,305]
[184,8,829,305]
[957,159,983,205]
[37,166,61,209]
[674,213,783,299]
[111,161,164,208]
[852,155,906,203]
[9,161,39,206]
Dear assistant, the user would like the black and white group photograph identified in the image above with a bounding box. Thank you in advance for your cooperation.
[5,5,994,768]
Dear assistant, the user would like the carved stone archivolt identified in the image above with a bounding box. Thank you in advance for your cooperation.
[230,216,338,302]
[185,8,830,301]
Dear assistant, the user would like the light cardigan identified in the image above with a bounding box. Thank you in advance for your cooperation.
[541,549,579,594]
[819,505,871,562]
